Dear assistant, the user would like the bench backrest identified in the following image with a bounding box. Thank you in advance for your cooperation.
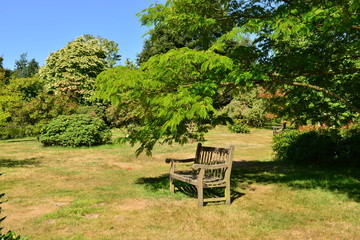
[194,143,235,179]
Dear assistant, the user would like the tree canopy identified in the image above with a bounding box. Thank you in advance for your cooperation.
[96,0,359,154]
[40,35,121,104]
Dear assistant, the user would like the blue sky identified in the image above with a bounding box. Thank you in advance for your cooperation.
[0,0,165,69]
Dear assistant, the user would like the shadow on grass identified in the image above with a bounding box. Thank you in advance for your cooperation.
[137,161,360,203]
[0,157,41,168]
[232,160,360,202]
[136,173,244,203]
[1,138,36,143]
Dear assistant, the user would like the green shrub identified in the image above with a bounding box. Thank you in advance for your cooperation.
[272,130,301,162]
[227,119,250,134]
[0,93,78,140]
[0,230,27,240]
[39,114,112,147]
[272,129,336,165]
[337,123,360,166]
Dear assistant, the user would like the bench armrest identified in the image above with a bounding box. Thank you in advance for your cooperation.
[192,163,229,170]
[165,158,195,164]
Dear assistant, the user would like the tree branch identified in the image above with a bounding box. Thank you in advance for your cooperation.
[268,79,360,114]
[271,68,360,78]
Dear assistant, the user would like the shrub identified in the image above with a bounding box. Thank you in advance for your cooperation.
[272,129,301,162]
[337,123,360,166]
[39,114,111,147]
[0,93,78,139]
[227,119,250,134]
[272,129,336,165]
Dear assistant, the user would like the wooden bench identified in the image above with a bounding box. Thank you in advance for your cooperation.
[272,122,287,135]
[165,143,235,207]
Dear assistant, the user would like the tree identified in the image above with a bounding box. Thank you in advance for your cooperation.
[136,0,237,64]
[0,57,11,85]
[219,0,360,124]
[13,53,39,78]
[95,0,360,154]
[95,48,235,154]
[39,35,120,104]
[82,34,121,68]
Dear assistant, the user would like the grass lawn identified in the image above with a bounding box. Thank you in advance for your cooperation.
[1,126,359,240]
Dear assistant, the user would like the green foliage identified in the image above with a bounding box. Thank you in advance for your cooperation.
[39,35,120,104]
[338,122,360,166]
[95,48,235,154]
[272,129,337,165]
[140,0,360,124]
[273,124,360,167]
[136,0,237,64]
[218,88,269,127]
[227,119,250,134]
[39,114,111,147]
[94,0,359,154]
[82,34,121,68]
[13,53,39,78]
[0,93,78,139]
[0,230,28,240]
[0,58,12,85]
[220,0,359,123]
[6,77,43,101]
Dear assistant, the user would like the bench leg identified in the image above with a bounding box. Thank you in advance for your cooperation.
[170,176,175,193]
[225,184,231,205]
[197,186,204,207]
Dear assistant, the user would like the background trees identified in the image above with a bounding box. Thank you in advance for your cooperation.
[0,34,120,140]
[136,0,238,64]
[13,53,39,79]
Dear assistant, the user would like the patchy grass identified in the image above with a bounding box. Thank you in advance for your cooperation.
[1,126,359,240]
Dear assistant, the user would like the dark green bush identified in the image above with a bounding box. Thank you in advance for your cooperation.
[227,119,250,134]
[272,130,301,162]
[337,123,360,166]
[272,129,336,165]
[39,114,112,147]
[273,123,360,167]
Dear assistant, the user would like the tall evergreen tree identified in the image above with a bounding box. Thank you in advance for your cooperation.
[13,53,39,78]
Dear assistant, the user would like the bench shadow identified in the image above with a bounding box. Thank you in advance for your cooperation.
[136,173,244,203]
[0,157,41,168]
[232,160,360,202]
[136,160,360,203]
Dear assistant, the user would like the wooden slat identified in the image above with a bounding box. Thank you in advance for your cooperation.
[204,197,227,202]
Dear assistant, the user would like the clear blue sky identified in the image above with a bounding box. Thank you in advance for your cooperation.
[0,0,165,69]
